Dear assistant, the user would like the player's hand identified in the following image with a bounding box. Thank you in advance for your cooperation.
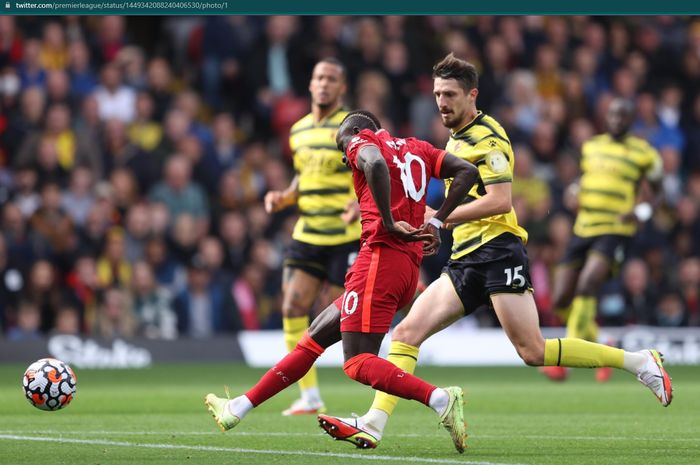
[423,206,437,224]
[264,191,288,213]
[618,212,637,224]
[385,220,433,242]
[421,222,441,256]
[341,200,361,224]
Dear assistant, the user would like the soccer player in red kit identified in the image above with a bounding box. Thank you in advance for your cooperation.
[205,110,479,453]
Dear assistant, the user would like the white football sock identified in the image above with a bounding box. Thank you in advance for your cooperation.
[623,351,648,374]
[361,408,388,438]
[428,388,449,416]
[227,395,254,419]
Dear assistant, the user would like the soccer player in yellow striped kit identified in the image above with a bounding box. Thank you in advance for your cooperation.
[542,98,663,382]
[318,54,672,451]
[264,58,360,415]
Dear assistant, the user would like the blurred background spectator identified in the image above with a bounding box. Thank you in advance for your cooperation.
[1,16,699,339]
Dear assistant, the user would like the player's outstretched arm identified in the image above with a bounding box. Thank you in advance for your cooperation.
[357,145,430,242]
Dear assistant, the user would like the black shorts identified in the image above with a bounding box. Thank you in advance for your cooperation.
[560,234,630,269]
[284,239,360,287]
[443,233,533,316]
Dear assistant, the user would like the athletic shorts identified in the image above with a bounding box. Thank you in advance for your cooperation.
[560,233,630,269]
[444,233,533,316]
[334,244,419,334]
[284,239,360,287]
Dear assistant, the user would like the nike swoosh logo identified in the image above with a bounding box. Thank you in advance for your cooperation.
[340,316,351,322]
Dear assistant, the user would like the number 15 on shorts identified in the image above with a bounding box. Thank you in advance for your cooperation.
[504,266,525,287]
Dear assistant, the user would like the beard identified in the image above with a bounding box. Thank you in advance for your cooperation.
[441,112,462,128]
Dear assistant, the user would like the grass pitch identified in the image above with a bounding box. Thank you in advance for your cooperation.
[0,362,698,465]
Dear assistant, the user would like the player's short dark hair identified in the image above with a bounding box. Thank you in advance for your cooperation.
[432,53,479,91]
[340,110,382,132]
[317,56,347,80]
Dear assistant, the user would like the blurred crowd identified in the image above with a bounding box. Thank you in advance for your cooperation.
[0,15,699,341]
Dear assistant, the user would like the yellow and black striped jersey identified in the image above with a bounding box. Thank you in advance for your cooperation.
[574,134,662,238]
[445,112,528,260]
[289,108,361,246]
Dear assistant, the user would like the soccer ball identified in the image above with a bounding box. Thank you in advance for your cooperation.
[22,358,77,411]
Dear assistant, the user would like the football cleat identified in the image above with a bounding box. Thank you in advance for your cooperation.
[439,386,468,454]
[637,350,673,407]
[205,393,241,431]
[318,414,380,449]
[539,365,569,381]
[282,397,326,416]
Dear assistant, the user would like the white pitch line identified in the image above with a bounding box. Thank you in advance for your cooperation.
[0,434,528,465]
[0,430,697,444]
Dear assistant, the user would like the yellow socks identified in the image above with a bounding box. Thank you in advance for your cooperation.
[283,316,318,394]
[544,338,624,369]
[566,296,598,341]
[369,341,420,415]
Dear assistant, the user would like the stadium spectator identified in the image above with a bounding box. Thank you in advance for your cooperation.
[678,257,700,325]
[67,40,98,100]
[144,234,186,294]
[51,304,82,335]
[96,227,131,289]
[6,300,42,340]
[131,260,177,339]
[61,166,96,227]
[94,62,136,123]
[65,254,99,331]
[92,286,137,339]
[174,254,237,338]
[123,202,151,262]
[148,155,209,233]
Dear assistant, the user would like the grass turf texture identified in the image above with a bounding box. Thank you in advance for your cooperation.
[1,363,698,465]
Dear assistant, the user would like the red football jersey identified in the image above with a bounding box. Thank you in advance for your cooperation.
[344,129,447,264]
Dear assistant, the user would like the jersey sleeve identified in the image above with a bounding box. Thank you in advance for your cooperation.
[473,137,513,185]
[345,129,380,169]
[643,145,663,183]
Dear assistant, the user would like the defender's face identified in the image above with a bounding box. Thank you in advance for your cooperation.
[309,62,346,109]
[433,77,477,129]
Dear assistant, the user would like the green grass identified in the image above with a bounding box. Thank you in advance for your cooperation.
[1,363,698,465]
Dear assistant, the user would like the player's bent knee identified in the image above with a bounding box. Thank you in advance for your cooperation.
[391,321,423,347]
[342,353,374,384]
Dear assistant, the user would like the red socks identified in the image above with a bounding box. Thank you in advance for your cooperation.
[245,332,324,406]
[343,353,435,405]
[244,333,436,408]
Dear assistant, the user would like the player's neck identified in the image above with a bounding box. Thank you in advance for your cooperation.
[313,103,341,124]
[454,108,481,133]
[610,132,628,142]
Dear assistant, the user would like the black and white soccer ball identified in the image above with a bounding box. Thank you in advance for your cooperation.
[22,358,77,411]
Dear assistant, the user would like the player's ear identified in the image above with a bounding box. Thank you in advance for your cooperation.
[352,126,361,134]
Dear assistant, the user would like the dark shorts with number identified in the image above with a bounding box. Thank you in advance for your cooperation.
[443,233,533,316]
[284,239,360,287]
[560,234,630,269]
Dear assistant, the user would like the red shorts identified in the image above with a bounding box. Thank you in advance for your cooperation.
[334,244,419,334]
